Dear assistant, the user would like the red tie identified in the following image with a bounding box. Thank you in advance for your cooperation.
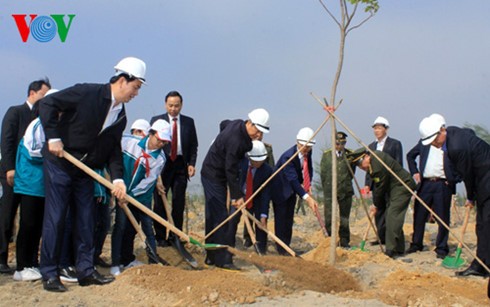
[245,165,253,209]
[303,156,311,193]
[170,117,177,161]
[133,150,151,177]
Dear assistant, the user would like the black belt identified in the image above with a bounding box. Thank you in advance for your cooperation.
[424,177,446,182]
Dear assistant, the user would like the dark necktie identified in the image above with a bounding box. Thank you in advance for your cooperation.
[303,157,311,193]
[170,117,178,161]
[245,166,253,209]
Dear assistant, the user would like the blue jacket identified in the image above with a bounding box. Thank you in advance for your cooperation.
[273,145,313,203]
[14,118,45,197]
[238,158,273,217]
[122,135,166,205]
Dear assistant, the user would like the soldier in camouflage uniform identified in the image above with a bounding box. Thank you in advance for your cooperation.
[320,132,355,248]
[350,149,416,258]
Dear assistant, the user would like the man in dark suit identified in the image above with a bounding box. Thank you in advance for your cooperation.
[406,132,459,258]
[419,113,490,277]
[364,116,403,245]
[235,140,272,254]
[201,108,270,270]
[38,57,146,292]
[150,91,198,245]
[272,127,319,255]
[0,78,51,274]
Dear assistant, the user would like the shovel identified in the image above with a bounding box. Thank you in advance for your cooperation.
[157,177,199,269]
[442,206,471,269]
[63,151,227,251]
[241,208,263,256]
[313,206,329,237]
[352,213,374,252]
[119,202,169,266]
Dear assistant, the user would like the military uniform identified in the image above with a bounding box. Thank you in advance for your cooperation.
[320,147,355,246]
[367,151,416,254]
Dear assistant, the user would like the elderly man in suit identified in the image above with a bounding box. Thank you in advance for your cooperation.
[364,116,403,245]
[406,114,460,259]
[0,78,51,274]
[419,113,490,277]
[150,91,198,246]
[273,127,319,255]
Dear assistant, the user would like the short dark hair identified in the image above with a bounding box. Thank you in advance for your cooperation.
[109,73,138,84]
[27,77,51,96]
[165,91,183,103]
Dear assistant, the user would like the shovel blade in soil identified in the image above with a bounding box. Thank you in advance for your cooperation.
[442,248,466,269]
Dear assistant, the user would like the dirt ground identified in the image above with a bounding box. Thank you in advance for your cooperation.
[0,201,488,306]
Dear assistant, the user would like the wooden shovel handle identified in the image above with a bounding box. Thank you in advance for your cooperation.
[63,150,192,243]
[241,208,257,245]
[120,202,147,244]
[157,176,175,239]
[362,213,375,241]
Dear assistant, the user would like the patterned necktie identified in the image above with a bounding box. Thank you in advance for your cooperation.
[170,117,178,161]
[303,156,311,193]
[245,165,253,209]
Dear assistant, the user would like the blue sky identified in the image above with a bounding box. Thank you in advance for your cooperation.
[1,1,489,191]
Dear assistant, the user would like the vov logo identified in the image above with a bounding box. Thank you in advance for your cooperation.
[12,14,76,43]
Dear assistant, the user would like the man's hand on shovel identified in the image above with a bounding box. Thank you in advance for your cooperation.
[112,180,127,200]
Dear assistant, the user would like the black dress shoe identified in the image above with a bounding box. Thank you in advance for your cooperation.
[436,252,448,259]
[456,265,489,277]
[406,245,423,254]
[43,277,67,292]
[94,257,111,268]
[370,240,385,246]
[385,250,404,259]
[78,271,115,286]
[0,263,14,274]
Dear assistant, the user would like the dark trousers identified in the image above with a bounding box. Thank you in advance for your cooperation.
[120,201,156,265]
[16,195,44,270]
[111,204,127,266]
[202,175,234,266]
[0,177,20,264]
[59,206,75,269]
[411,180,452,254]
[374,193,389,243]
[324,195,353,244]
[40,159,95,280]
[153,156,187,241]
[273,194,296,255]
[94,198,110,260]
[476,198,490,266]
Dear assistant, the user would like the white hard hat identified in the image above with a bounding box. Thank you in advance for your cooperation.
[372,116,390,128]
[150,119,172,142]
[419,114,445,145]
[45,89,59,96]
[296,127,316,146]
[130,119,151,134]
[248,108,270,133]
[114,57,146,83]
[247,140,268,161]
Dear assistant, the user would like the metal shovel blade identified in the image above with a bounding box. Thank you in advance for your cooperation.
[442,247,466,269]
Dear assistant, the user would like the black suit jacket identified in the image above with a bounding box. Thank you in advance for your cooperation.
[238,158,273,216]
[150,113,198,168]
[445,126,490,203]
[365,136,403,188]
[0,102,37,176]
[406,140,459,193]
[39,83,126,179]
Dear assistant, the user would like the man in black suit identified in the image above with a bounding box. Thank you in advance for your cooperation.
[38,57,146,292]
[0,78,51,274]
[150,91,198,245]
[406,117,460,258]
[364,116,403,245]
[419,113,490,277]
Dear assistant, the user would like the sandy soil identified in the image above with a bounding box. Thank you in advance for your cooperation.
[0,201,488,306]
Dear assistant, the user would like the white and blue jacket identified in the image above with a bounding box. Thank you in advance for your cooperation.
[14,118,45,197]
[122,134,166,205]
